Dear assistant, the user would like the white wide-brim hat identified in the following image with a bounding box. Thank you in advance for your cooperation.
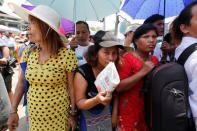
[8,2,68,43]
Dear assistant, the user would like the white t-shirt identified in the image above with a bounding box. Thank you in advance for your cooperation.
[129,43,135,50]
[8,37,16,50]
[68,42,94,66]
[0,38,6,46]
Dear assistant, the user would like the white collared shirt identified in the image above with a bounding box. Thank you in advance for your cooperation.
[175,36,197,127]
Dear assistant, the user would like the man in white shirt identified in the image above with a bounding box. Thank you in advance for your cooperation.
[171,1,197,130]
[69,21,93,66]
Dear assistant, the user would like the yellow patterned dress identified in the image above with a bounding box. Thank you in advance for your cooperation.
[23,45,78,131]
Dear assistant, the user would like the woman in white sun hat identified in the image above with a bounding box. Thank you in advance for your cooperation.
[7,3,78,131]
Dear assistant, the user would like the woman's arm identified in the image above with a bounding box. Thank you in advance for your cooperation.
[112,91,119,128]
[74,72,111,110]
[2,46,9,58]
[74,72,99,110]
[67,72,76,112]
[116,61,154,92]
[67,71,77,131]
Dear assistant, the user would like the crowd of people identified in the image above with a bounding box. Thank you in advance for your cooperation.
[0,1,197,131]
[0,18,32,131]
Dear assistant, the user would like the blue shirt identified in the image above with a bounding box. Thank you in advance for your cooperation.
[0,49,2,58]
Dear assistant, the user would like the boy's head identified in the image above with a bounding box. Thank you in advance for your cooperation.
[144,14,164,36]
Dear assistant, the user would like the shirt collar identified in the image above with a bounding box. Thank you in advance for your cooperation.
[175,36,197,59]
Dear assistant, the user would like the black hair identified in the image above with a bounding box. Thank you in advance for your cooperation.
[132,24,158,49]
[93,30,106,45]
[84,30,106,67]
[76,21,90,32]
[163,33,172,44]
[170,1,197,45]
[144,14,164,24]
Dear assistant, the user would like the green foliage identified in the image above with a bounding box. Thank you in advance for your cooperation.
[90,27,96,31]
[0,0,4,6]
[96,27,102,31]
[90,26,102,32]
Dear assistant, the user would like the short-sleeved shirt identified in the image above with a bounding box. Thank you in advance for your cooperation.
[23,45,78,131]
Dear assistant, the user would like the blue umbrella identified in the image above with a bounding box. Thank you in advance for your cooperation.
[122,0,196,19]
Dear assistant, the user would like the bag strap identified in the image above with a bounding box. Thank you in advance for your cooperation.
[177,43,197,65]
[28,44,35,56]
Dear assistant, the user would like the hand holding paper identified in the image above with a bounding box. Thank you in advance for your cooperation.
[95,91,112,105]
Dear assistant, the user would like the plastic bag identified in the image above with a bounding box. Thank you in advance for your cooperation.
[94,62,120,96]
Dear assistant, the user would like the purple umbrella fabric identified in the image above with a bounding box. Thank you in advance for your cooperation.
[21,4,35,11]
[60,18,74,34]
[21,4,74,34]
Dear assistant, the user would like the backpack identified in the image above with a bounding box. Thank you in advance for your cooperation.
[142,43,197,131]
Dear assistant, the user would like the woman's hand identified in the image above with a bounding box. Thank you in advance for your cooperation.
[161,41,171,53]
[141,61,155,75]
[95,91,112,106]
[7,113,19,131]
[68,115,77,131]
[0,58,7,65]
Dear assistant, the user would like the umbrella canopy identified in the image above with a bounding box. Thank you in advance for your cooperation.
[21,4,75,34]
[60,18,74,34]
[0,25,10,32]
[122,0,196,19]
[27,0,121,21]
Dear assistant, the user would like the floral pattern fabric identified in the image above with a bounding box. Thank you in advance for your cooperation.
[118,53,158,131]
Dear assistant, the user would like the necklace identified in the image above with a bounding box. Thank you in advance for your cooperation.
[37,44,42,51]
